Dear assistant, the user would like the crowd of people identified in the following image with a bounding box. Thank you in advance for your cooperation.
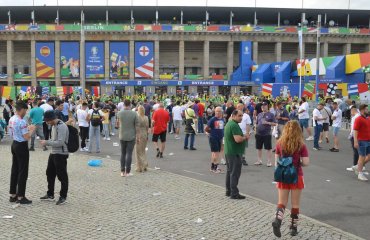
[1,91,369,238]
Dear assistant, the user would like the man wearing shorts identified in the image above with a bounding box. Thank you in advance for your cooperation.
[353,104,370,181]
[205,107,225,173]
[172,101,183,140]
[152,103,170,158]
[298,97,313,141]
[255,102,276,167]
[330,102,342,152]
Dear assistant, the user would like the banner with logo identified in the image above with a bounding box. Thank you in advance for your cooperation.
[36,42,55,78]
[110,42,129,79]
[135,42,154,79]
[60,42,80,79]
[85,42,104,79]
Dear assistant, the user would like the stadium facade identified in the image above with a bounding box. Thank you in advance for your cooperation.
[0,4,370,99]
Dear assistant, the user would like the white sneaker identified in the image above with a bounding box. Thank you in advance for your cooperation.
[363,166,366,171]
[111,133,115,136]
[83,147,89,151]
[358,173,368,181]
[103,137,107,140]
[306,136,314,141]
[352,165,359,175]
[80,148,86,152]
[127,173,134,177]
[107,138,111,141]
[220,159,226,165]
[346,167,354,172]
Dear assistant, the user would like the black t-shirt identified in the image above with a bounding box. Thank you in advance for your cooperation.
[255,103,263,115]
[109,104,116,118]
[225,106,235,123]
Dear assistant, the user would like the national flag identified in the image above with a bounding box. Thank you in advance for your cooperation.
[348,84,358,96]
[262,83,273,96]
[253,26,263,32]
[303,83,315,99]
[358,83,370,102]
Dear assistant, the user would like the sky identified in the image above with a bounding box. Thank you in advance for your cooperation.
[1,0,369,10]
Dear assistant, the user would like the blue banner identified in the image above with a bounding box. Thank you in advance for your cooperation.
[85,42,104,79]
[135,42,154,79]
[60,42,80,79]
[101,80,257,86]
[110,42,129,79]
[36,42,55,78]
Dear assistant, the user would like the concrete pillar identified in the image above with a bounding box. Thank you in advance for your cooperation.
[189,86,197,94]
[210,86,218,95]
[345,43,351,55]
[104,40,110,80]
[129,40,135,79]
[179,40,185,80]
[253,42,258,64]
[168,86,176,96]
[322,42,329,57]
[30,40,37,86]
[6,40,14,86]
[55,40,61,87]
[154,40,160,80]
[227,41,234,80]
[79,40,85,88]
[203,40,209,80]
[276,42,282,62]
[231,86,240,95]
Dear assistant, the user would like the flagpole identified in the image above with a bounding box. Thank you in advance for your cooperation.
[299,13,305,100]
[315,15,321,103]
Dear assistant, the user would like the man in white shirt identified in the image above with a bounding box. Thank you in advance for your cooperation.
[237,103,251,166]
[86,102,105,153]
[172,101,183,140]
[117,100,125,112]
[330,102,342,152]
[347,106,361,171]
[298,97,313,141]
[312,102,327,150]
[77,102,89,151]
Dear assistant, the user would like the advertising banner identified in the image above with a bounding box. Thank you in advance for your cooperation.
[110,42,129,79]
[85,42,104,79]
[36,42,55,78]
[135,42,154,79]
[60,42,80,79]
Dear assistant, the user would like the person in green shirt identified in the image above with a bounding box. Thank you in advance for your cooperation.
[224,109,249,200]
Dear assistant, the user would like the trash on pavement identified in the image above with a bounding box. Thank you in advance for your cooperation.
[152,192,162,196]
[2,215,13,219]
[154,166,161,170]
[195,218,203,223]
[88,159,102,167]
[168,152,174,156]
[113,142,119,147]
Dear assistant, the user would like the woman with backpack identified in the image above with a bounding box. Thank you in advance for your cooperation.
[272,120,310,238]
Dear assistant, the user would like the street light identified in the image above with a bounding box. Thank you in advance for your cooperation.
[81,10,85,99]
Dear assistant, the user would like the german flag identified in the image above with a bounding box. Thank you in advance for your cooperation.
[36,58,55,78]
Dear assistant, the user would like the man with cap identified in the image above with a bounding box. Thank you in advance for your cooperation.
[184,101,197,150]
[8,101,36,204]
[40,110,70,205]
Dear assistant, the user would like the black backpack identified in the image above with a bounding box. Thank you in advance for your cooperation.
[66,125,79,153]
[90,109,102,127]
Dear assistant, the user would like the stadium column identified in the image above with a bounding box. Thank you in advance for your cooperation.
[55,40,61,87]
[30,40,37,87]
[6,40,14,86]
[129,40,135,79]
[253,42,258,64]
[104,40,110,79]
[227,41,234,79]
[179,40,184,80]
[203,40,209,80]
[345,43,351,55]
[321,42,328,57]
[154,40,160,80]
[276,42,282,62]
[80,40,85,90]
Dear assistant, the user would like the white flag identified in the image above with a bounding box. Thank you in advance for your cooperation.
[298,30,303,58]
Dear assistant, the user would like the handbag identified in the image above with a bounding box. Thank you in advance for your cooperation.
[274,154,298,184]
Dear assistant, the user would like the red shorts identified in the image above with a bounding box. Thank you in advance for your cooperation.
[276,175,305,190]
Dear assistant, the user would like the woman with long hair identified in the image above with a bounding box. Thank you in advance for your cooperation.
[272,120,310,238]
[135,105,149,172]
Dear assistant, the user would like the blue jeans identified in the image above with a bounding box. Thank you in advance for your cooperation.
[314,125,323,148]
[88,126,101,152]
[198,117,204,133]
[184,134,195,148]
[103,124,109,138]
[110,116,116,135]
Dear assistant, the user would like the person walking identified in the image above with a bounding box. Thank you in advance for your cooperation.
[312,103,327,151]
[320,104,332,144]
[205,107,225,173]
[346,106,361,172]
[197,100,205,133]
[330,102,342,152]
[272,120,310,238]
[224,109,248,199]
[29,100,47,151]
[275,101,289,139]
[353,104,370,181]
[298,97,313,141]
[152,103,170,158]
[255,102,277,166]
[8,101,35,204]
[108,100,117,136]
[116,99,140,177]
[172,100,183,140]
[135,105,149,173]
[77,102,89,152]
[184,101,197,150]
[86,102,105,153]
[39,110,69,205]
[40,98,54,140]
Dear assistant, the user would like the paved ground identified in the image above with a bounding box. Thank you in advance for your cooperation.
[68,127,370,239]
[0,140,363,239]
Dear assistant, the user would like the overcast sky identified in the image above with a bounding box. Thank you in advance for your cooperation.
[1,0,369,9]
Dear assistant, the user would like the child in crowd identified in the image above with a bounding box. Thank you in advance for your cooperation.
[102,107,111,141]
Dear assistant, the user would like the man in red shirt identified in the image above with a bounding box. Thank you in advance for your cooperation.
[152,103,170,158]
[198,101,205,133]
[353,104,370,181]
